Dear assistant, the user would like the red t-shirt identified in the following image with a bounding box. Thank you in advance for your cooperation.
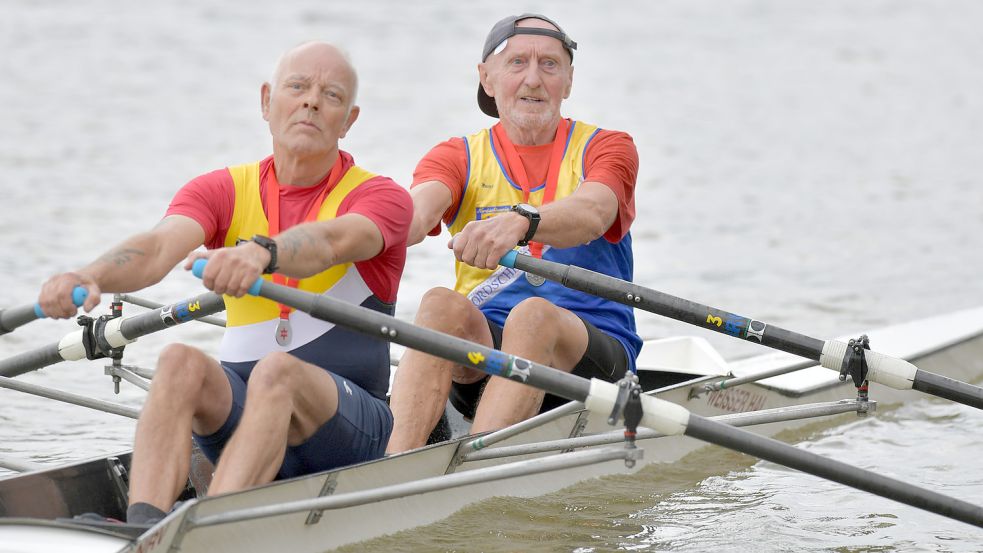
[411,122,638,242]
[166,151,410,303]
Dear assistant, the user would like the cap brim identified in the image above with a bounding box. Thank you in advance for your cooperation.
[477,84,499,118]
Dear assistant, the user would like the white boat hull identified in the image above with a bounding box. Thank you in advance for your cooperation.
[2,306,982,552]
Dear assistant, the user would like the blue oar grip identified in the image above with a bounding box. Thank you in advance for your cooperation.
[72,287,88,307]
[499,250,518,268]
[191,259,263,296]
[33,286,89,318]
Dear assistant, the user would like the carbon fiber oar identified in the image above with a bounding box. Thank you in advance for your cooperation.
[0,287,87,336]
[192,259,983,529]
[0,292,226,377]
[500,251,983,410]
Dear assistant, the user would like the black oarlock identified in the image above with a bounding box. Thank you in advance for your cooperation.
[622,385,644,468]
[839,334,870,388]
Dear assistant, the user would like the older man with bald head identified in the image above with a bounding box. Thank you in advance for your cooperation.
[38,42,411,523]
[387,14,640,452]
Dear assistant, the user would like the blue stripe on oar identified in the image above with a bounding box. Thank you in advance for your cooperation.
[499,250,518,268]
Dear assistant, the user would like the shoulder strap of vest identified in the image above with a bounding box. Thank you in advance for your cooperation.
[225,162,262,248]
[315,164,378,220]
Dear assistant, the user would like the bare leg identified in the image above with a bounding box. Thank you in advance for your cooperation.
[128,344,232,512]
[471,298,589,433]
[386,287,493,454]
[208,352,339,494]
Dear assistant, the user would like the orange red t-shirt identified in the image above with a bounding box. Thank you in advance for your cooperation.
[165,151,410,303]
[411,123,639,242]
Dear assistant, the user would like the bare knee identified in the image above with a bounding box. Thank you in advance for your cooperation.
[502,299,587,371]
[415,287,479,335]
[153,343,213,396]
[504,297,561,332]
[248,352,297,400]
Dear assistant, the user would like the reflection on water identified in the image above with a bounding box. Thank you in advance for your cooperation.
[3,0,983,550]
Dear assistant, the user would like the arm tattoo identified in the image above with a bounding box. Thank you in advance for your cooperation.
[97,247,146,267]
[278,228,319,262]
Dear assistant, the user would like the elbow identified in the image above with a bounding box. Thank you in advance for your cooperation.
[408,214,434,247]
[584,216,610,244]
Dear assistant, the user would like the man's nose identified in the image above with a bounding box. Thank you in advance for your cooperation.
[521,64,543,88]
[302,89,320,111]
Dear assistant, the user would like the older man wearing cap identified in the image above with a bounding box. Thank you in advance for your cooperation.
[386,14,640,452]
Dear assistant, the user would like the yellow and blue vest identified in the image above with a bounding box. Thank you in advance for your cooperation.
[218,161,393,399]
[450,121,641,368]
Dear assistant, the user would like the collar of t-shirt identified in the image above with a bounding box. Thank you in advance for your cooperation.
[258,150,354,230]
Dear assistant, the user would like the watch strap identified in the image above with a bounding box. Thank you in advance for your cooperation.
[250,235,279,274]
[512,205,541,247]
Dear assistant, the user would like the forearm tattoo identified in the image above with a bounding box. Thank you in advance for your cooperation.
[97,247,146,267]
[279,228,319,262]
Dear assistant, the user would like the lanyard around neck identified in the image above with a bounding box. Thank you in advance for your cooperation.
[264,154,343,320]
[494,118,569,258]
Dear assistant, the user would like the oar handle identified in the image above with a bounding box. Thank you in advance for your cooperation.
[33,287,88,319]
[191,259,264,296]
[499,250,519,268]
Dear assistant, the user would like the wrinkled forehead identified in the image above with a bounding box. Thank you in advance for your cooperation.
[273,43,357,91]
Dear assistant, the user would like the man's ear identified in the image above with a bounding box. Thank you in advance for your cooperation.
[340,105,360,139]
[563,66,574,99]
[261,82,272,121]
[478,62,494,97]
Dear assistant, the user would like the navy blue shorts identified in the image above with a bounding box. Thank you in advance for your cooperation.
[193,363,393,480]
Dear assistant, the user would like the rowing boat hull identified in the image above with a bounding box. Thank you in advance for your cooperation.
[2,306,982,552]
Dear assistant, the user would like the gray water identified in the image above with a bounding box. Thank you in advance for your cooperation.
[2,0,983,551]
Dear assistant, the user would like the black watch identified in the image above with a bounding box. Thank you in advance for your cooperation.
[510,203,541,247]
[250,235,279,274]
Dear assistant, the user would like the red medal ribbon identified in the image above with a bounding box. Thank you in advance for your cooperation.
[263,153,344,322]
[493,118,570,258]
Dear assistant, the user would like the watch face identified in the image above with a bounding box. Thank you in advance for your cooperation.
[514,203,539,216]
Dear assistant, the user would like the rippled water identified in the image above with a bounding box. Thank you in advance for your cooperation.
[2,0,983,550]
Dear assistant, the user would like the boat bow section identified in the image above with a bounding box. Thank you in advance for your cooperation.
[0,519,131,553]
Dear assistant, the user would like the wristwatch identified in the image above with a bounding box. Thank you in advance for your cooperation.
[510,203,541,247]
[250,235,279,274]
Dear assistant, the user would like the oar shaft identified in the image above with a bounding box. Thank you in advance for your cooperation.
[504,252,825,359]
[685,414,983,527]
[118,293,227,327]
[913,370,983,410]
[258,283,592,404]
[0,305,39,336]
[505,252,983,410]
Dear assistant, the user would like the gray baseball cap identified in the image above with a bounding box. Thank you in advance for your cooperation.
[477,13,577,118]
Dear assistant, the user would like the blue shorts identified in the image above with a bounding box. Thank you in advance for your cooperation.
[192,363,393,480]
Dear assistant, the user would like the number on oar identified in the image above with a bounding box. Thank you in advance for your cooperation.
[499,251,983,411]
